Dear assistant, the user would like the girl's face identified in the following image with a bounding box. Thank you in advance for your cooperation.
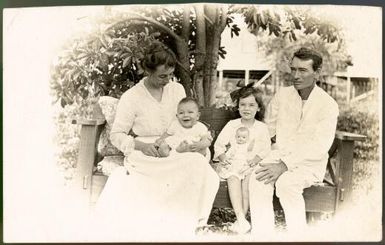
[147,65,175,88]
[238,95,259,121]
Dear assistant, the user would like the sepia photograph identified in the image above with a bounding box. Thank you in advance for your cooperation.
[3,2,382,242]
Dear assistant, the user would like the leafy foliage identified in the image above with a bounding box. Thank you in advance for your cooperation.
[337,105,379,162]
[50,20,157,109]
[116,5,240,78]
[51,5,349,108]
[237,5,351,86]
[240,6,341,43]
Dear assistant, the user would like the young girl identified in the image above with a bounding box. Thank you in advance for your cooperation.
[156,97,212,158]
[214,85,271,234]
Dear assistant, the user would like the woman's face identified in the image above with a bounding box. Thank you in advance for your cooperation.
[147,65,175,88]
[238,95,259,120]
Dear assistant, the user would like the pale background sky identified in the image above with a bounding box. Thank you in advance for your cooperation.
[3,4,382,242]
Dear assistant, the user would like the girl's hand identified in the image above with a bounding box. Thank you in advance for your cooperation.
[218,153,231,165]
[141,143,161,157]
[247,159,259,168]
[248,155,262,167]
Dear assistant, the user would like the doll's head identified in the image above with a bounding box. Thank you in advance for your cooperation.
[235,127,250,145]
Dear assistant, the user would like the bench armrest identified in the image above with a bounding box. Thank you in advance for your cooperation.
[72,118,105,207]
[72,118,106,126]
[335,130,366,141]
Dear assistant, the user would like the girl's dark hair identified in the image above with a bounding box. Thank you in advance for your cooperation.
[141,41,177,72]
[235,86,265,121]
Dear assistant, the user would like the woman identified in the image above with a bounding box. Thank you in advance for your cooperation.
[93,42,219,241]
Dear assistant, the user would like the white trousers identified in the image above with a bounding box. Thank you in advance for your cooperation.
[249,167,318,234]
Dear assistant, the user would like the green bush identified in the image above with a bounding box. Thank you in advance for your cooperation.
[337,105,379,161]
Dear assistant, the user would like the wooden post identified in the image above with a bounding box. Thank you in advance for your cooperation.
[218,70,223,90]
[272,70,276,93]
[245,69,249,85]
[71,121,104,211]
[335,139,354,212]
[334,131,365,212]
[346,76,351,104]
[352,82,356,100]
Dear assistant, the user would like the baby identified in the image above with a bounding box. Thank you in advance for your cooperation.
[218,127,257,179]
[156,97,212,157]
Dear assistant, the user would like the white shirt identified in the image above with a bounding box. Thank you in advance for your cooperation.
[264,85,339,180]
[110,78,186,153]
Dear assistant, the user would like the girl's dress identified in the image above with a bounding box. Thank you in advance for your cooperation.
[217,140,255,179]
[214,118,271,180]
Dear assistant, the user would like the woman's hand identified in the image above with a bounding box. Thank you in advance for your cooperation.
[141,143,161,157]
[154,138,164,146]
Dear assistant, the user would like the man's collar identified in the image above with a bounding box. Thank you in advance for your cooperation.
[297,83,316,100]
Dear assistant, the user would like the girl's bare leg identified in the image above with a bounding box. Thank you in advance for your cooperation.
[242,173,251,214]
[228,176,250,233]
[228,176,244,218]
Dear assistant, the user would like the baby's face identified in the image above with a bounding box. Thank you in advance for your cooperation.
[177,102,200,128]
[235,130,249,144]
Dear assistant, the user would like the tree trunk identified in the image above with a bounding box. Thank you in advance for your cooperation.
[203,5,228,107]
[175,7,193,97]
[193,4,206,106]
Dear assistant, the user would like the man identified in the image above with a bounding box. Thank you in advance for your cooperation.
[248,47,339,234]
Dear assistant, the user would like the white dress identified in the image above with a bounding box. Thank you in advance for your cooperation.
[217,141,253,179]
[214,119,271,180]
[92,79,220,241]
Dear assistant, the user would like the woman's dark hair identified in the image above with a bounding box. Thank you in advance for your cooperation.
[292,47,323,71]
[235,86,265,121]
[141,41,177,72]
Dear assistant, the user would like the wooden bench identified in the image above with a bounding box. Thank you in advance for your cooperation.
[72,105,365,218]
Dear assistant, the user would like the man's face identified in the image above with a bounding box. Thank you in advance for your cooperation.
[290,57,319,90]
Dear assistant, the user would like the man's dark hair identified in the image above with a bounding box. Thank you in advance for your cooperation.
[178,97,200,110]
[293,47,323,71]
